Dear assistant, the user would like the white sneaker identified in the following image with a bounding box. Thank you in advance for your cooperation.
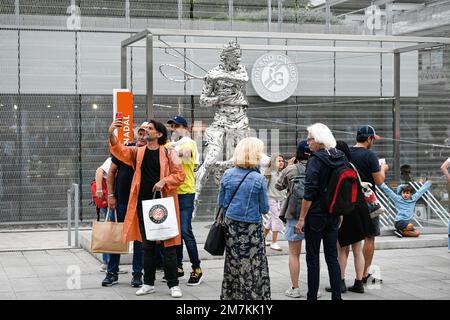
[317,291,322,299]
[265,240,271,246]
[170,286,183,298]
[136,285,155,296]
[285,287,302,298]
[270,242,282,251]
[99,264,106,272]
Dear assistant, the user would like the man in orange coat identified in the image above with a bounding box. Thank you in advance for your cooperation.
[108,119,185,298]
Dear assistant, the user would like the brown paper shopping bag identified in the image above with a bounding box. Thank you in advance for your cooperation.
[91,208,129,254]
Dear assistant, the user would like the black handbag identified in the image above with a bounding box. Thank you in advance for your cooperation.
[203,207,226,256]
[204,170,254,256]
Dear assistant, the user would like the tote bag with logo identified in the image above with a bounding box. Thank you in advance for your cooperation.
[142,193,179,241]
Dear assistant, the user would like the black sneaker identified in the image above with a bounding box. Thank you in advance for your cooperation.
[187,268,203,286]
[102,272,118,287]
[131,274,143,287]
[394,229,403,238]
[325,279,347,293]
[162,268,184,282]
[362,274,383,285]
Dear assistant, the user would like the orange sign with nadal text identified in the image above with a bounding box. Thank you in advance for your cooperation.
[113,89,133,144]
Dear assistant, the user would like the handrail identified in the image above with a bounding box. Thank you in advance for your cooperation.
[411,182,450,218]
[409,182,448,225]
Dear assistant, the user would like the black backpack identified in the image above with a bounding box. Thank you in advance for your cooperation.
[314,155,358,216]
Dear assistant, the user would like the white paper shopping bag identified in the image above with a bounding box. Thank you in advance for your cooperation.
[142,196,179,241]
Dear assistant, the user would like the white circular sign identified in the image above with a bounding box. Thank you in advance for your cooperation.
[251,53,299,103]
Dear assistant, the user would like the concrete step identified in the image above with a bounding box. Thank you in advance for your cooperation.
[79,222,448,264]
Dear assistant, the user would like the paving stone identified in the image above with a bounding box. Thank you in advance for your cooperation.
[4,266,37,279]
[15,291,52,300]
[1,230,449,300]
[390,282,449,299]
[366,286,420,300]
[80,288,124,300]
[0,257,28,268]
[33,265,66,278]
[10,278,44,293]
[0,292,17,299]
[48,291,87,300]
[0,252,24,257]
[0,280,13,293]
[41,277,74,291]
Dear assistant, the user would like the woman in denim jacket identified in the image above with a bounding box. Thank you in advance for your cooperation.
[219,137,270,300]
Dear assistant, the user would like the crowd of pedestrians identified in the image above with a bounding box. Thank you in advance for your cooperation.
[95,118,439,300]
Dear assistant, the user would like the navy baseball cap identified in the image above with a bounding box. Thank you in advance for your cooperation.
[357,125,380,140]
[296,140,311,160]
[167,116,188,128]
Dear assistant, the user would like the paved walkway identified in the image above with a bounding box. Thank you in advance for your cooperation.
[0,247,449,300]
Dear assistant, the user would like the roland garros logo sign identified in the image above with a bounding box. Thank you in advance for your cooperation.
[251,53,299,103]
[148,204,168,224]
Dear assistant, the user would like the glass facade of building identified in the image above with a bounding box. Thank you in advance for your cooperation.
[1,1,449,223]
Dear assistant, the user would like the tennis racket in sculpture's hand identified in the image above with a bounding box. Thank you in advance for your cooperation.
[159,64,204,83]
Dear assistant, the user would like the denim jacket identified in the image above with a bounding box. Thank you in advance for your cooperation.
[218,167,269,223]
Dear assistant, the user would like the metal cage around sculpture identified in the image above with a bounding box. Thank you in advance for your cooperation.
[120,28,450,214]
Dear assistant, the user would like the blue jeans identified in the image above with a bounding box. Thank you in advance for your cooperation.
[176,193,201,270]
[100,207,110,265]
[106,203,143,276]
[304,213,342,301]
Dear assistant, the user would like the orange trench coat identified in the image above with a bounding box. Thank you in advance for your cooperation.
[109,142,185,248]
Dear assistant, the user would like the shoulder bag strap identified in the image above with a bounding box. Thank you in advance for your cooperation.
[218,170,254,220]
[349,162,363,186]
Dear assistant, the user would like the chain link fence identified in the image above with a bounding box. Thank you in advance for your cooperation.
[2,92,450,223]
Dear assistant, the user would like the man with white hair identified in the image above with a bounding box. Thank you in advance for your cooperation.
[295,123,347,301]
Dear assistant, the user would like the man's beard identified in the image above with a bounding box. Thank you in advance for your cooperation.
[144,134,155,142]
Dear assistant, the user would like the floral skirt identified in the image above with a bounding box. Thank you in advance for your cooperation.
[220,217,271,300]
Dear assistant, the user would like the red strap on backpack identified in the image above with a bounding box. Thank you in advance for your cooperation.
[329,169,358,214]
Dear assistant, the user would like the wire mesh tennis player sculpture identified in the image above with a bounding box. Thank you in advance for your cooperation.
[160,41,251,215]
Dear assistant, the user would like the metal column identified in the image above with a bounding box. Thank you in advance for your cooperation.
[229,0,234,30]
[278,0,282,32]
[67,187,72,246]
[125,0,130,28]
[15,0,19,25]
[121,46,127,89]
[325,0,331,33]
[393,52,401,182]
[146,34,154,119]
[73,183,79,247]
[178,0,183,29]
[385,1,393,36]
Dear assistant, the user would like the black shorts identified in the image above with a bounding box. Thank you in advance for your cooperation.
[394,220,410,231]
[366,215,381,237]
